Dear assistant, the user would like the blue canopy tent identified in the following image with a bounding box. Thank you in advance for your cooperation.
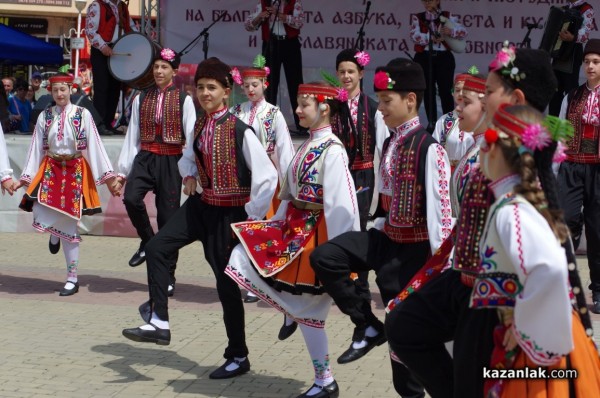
[0,23,63,65]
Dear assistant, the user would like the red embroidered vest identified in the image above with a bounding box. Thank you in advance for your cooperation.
[139,86,185,145]
[565,84,600,163]
[97,0,132,43]
[414,11,450,53]
[259,0,300,41]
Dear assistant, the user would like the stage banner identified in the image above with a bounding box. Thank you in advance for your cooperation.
[163,0,597,87]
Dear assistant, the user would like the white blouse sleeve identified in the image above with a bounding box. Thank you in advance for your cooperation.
[445,131,475,163]
[117,95,141,178]
[495,203,572,366]
[322,144,360,238]
[182,96,197,148]
[274,110,295,185]
[20,114,45,185]
[425,143,453,254]
[374,110,390,159]
[432,114,445,143]
[242,128,278,220]
[0,126,12,182]
[82,108,115,184]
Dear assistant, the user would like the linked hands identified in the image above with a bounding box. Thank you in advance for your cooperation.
[1,179,18,196]
[106,176,122,197]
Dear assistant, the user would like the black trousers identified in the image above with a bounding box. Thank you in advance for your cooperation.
[558,161,600,292]
[548,46,583,117]
[385,270,497,398]
[145,195,249,359]
[352,168,375,299]
[262,37,303,130]
[310,229,429,398]
[414,50,456,126]
[123,151,181,278]
[91,46,121,128]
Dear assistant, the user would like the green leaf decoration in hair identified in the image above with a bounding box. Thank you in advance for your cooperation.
[58,64,70,73]
[467,65,479,75]
[253,54,267,69]
[319,69,342,88]
[543,115,574,142]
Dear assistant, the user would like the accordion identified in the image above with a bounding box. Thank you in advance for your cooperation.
[539,6,584,73]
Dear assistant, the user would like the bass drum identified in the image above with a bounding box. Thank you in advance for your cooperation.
[108,33,160,90]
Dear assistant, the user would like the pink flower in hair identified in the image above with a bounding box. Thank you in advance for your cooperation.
[354,51,370,67]
[489,41,515,71]
[336,88,349,102]
[553,141,568,163]
[521,123,551,151]
[230,67,243,85]
[264,66,270,76]
[161,48,176,62]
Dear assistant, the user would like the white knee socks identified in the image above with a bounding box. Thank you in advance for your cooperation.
[299,323,334,394]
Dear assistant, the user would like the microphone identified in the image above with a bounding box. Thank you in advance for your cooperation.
[526,22,542,29]
[365,1,371,15]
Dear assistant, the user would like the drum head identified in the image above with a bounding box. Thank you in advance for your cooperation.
[109,33,156,85]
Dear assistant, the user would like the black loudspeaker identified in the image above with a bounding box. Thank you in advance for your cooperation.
[30,94,107,133]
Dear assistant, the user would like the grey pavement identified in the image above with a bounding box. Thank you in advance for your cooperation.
[1,231,599,398]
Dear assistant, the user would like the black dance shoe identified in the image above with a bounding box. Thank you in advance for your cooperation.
[122,324,171,345]
[138,301,152,323]
[592,292,600,314]
[59,281,79,296]
[296,380,339,398]
[278,317,298,341]
[128,249,146,267]
[337,332,387,364]
[49,237,60,254]
[168,283,175,297]
[208,358,250,379]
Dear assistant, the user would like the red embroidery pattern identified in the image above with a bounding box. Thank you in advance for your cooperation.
[513,203,526,276]
[436,144,452,240]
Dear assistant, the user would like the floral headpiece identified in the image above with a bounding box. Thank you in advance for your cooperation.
[374,71,396,91]
[318,70,349,102]
[298,83,348,103]
[462,74,486,98]
[230,67,243,85]
[489,41,525,82]
[239,54,270,86]
[48,74,74,88]
[354,51,370,67]
[485,103,574,162]
[161,48,176,62]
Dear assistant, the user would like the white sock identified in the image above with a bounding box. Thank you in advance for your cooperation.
[224,356,246,371]
[352,326,380,349]
[285,315,295,327]
[50,235,59,245]
[352,339,368,349]
[63,281,77,290]
[63,240,79,282]
[139,313,169,330]
[247,291,257,298]
[365,325,379,337]
[299,324,334,388]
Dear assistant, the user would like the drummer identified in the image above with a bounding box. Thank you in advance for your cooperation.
[85,0,137,135]
[114,47,196,297]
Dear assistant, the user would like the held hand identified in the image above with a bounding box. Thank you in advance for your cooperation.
[13,180,26,191]
[277,13,287,22]
[183,178,197,196]
[502,325,519,352]
[559,30,574,42]
[1,179,15,196]
[106,177,121,197]
[440,26,452,36]
[101,45,113,57]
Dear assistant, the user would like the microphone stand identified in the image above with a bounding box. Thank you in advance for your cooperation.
[355,1,370,51]
[263,0,281,107]
[179,10,228,59]
[521,23,537,49]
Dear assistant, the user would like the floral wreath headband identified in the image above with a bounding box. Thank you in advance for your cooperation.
[462,72,486,99]
[231,54,272,87]
[489,41,525,82]
[48,75,74,88]
[298,82,348,103]
[484,103,574,163]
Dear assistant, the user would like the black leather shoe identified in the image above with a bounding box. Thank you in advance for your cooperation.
[592,292,600,314]
[49,237,60,254]
[59,281,79,296]
[244,293,259,303]
[296,380,339,398]
[122,324,170,345]
[168,283,175,297]
[337,332,387,364]
[208,358,250,379]
[278,317,298,341]
[128,249,146,267]
[138,301,152,323]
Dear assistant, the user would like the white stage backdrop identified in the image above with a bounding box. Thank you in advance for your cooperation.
[162,0,597,122]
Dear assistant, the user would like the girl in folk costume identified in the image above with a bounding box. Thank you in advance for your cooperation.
[16,74,119,296]
[433,70,476,171]
[1,123,17,196]
[475,104,600,397]
[226,82,359,398]
[230,55,295,305]
[122,58,277,380]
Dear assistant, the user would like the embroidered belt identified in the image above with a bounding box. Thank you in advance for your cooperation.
[383,223,429,243]
[351,160,374,170]
[201,190,249,207]
[47,153,82,161]
[292,198,323,210]
[460,272,476,287]
[141,142,183,155]
[579,139,598,154]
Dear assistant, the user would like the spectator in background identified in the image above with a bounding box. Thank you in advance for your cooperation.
[0,85,9,133]
[245,0,305,134]
[85,0,136,135]
[2,77,15,97]
[31,71,49,102]
[8,79,32,134]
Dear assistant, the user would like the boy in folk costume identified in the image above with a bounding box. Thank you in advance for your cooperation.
[17,74,119,296]
[229,55,295,306]
[332,48,389,303]
[226,82,359,398]
[557,38,600,314]
[122,58,277,380]
[310,59,452,397]
[385,47,559,398]
[115,48,196,297]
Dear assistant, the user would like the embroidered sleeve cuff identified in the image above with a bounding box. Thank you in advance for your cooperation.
[1,174,13,183]
[20,175,32,185]
[96,171,116,186]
